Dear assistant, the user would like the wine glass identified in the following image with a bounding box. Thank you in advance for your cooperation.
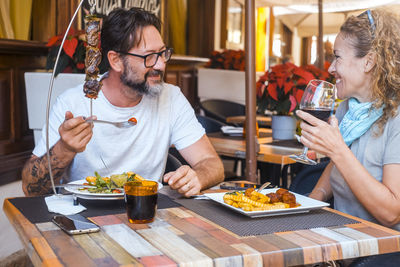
[289,79,336,165]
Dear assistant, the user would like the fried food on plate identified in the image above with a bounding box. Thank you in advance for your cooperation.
[223,188,300,212]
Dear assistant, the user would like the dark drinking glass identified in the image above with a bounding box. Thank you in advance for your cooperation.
[124,180,158,224]
[290,79,335,165]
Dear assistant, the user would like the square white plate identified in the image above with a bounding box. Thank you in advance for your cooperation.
[204,189,329,218]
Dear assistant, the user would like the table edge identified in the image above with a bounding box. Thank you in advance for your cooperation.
[3,198,62,266]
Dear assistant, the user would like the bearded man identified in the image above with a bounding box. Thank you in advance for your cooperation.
[22,8,224,197]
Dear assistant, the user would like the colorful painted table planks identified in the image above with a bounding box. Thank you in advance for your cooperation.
[4,197,400,267]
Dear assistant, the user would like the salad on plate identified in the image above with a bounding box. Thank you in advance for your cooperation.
[80,171,145,194]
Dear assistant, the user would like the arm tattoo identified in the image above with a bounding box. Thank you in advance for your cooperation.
[23,147,71,196]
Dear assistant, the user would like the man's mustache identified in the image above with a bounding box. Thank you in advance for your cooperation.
[145,69,164,79]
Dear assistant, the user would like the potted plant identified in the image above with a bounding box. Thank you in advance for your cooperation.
[45,29,107,76]
[204,49,245,71]
[256,62,332,140]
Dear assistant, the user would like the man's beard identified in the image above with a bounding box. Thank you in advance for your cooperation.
[120,59,164,97]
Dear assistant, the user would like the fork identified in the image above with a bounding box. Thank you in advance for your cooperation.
[86,119,137,128]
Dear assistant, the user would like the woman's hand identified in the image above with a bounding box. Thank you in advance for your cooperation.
[296,110,347,159]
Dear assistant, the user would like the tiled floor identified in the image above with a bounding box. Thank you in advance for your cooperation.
[0,249,32,267]
[0,181,24,259]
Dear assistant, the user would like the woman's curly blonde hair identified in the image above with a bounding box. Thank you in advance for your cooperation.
[340,8,400,133]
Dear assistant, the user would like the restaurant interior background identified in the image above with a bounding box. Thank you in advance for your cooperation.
[1,0,400,261]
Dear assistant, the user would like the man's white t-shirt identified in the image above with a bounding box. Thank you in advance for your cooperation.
[33,83,205,183]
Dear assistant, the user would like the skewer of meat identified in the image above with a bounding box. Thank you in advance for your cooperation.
[84,15,102,99]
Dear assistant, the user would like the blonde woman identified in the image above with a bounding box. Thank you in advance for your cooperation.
[297,9,400,266]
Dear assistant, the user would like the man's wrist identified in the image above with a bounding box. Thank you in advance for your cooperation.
[53,142,76,164]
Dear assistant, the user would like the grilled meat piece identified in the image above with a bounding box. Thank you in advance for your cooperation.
[266,193,280,203]
[84,79,102,99]
[85,47,101,77]
[282,192,296,204]
[85,16,100,47]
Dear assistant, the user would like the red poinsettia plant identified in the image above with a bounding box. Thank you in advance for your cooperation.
[302,64,335,83]
[45,29,107,76]
[205,49,245,71]
[256,62,333,115]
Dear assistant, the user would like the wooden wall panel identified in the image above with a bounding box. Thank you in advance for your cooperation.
[32,0,80,42]
[0,70,11,140]
[32,0,57,42]
[56,0,78,35]
[187,0,215,58]
[0,39,47,185]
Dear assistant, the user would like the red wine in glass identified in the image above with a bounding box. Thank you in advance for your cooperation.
[290,80,335,165]
[301,107,332,122]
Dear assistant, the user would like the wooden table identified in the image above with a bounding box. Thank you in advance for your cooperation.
[208,129,303,165]
[208,129,317,187]
[4,193,400,267]
[226,115,272,127]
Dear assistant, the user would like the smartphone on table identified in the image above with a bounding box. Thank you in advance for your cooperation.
[52,214,100,235]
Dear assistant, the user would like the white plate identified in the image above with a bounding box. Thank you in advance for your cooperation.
[72,194,124,200]
[64,179,163,200]
[204,189,329,218]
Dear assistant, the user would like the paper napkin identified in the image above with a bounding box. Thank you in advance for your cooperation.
[221,126,244,136]
[45,195,86,215]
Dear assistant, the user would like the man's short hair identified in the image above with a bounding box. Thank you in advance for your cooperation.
[101,7,162,66]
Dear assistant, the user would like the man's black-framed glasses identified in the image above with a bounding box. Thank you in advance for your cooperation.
[117,48,173,68]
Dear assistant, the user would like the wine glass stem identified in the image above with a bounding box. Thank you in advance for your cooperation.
[302,147,309,157]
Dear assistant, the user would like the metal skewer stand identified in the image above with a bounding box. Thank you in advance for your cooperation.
[45,0,95,196]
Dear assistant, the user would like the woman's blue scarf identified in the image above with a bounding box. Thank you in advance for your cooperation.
[339,98,383,146]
